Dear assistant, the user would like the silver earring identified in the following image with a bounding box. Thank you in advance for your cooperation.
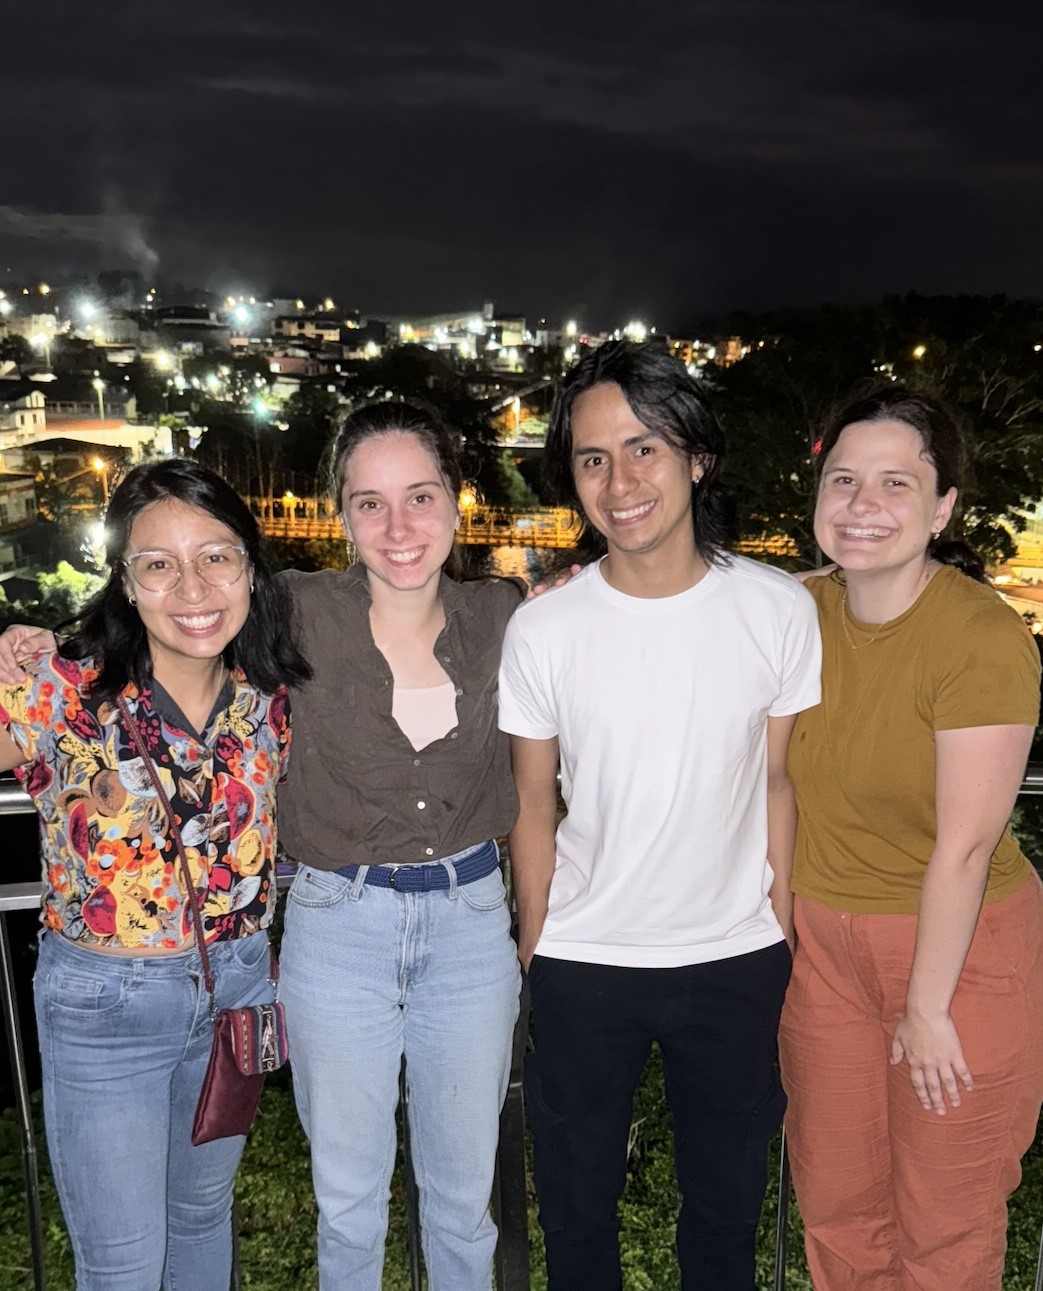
[932,531,941,541]
[128,594,137,606]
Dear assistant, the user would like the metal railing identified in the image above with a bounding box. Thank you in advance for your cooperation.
[3,769,1043,1289]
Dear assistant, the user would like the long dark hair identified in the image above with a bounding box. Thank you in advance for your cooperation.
[61,458,311,699]
[543,339,733,564]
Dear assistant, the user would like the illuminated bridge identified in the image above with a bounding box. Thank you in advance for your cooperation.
[248,497,800,557]
[250,497,583,549]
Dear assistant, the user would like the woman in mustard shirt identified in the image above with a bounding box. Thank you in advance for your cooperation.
[779,386,1043,1290]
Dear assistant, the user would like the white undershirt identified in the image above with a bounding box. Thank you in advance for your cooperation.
[392,680,458,751]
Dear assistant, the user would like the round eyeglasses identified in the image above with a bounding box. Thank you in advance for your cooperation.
[122,545,250,594]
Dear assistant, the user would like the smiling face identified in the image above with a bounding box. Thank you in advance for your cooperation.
[815,417,957,579]
[570,381,704,569]
[123,497,252,680]
[340,430,459,596]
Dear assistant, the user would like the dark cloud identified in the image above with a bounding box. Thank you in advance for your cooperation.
[3,0,1043,323]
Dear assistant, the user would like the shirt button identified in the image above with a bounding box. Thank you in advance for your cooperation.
[417,800,426,810]
[442,655,451,663]
[455,687,463,697]
[413,758,421,766]
[449,731,458,740]
[425,847,434,856]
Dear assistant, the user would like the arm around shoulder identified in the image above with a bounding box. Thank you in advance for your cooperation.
[793,564,835,584]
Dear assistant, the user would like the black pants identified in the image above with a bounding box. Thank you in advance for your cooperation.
[524,941,791,1291]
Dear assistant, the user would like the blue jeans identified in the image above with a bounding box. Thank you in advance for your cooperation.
[280,841,521,1291]
[33,929,274,1291]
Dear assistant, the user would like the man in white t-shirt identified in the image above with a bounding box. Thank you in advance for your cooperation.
[499,340,821,1291]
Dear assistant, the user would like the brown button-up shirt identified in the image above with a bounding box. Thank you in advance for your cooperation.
[277,565,524,869]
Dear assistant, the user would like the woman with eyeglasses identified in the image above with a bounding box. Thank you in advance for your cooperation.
[0,458,310,1291]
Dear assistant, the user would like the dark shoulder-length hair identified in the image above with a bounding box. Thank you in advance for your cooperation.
[543,339,733,564]
[326,399,464,504]
[60,458,311,699]
[324,398,464,577]
[815,384,973,567]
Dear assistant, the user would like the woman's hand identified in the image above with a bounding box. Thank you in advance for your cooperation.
[890,1010,973,1115]
[0,625,57,684]
[527,564,583,600]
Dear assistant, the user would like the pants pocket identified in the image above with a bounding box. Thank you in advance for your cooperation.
[39,961,128,1018]
[287,864,350,909]
[458,869,508,912]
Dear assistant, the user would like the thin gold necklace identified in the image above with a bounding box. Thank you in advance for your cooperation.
[840,591,885,650]
[840,562,937,650]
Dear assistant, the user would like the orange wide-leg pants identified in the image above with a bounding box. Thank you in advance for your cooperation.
[779,877,1043,1291]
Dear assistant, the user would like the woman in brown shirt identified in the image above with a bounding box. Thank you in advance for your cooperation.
[276,402,524,1291]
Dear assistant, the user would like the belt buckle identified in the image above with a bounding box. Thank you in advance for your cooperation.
[386,864,415,891]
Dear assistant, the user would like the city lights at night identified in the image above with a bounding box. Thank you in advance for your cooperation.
[0,7,1042,1290]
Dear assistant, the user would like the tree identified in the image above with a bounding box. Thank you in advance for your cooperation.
[340,346,533,506]
[882,294,1043,560]
[280,385,343,492]
[7,561,104,627]
[0,334,32,370]
[710,295,1043,564]
[713,305,881,564]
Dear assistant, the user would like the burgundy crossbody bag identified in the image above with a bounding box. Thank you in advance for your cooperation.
[116,694,288,1145]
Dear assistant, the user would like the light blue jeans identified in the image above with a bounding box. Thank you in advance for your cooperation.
[33,929,274,1291]
[280,841,521,1291]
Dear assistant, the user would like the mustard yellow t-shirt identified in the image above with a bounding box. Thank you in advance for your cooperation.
[790,566,1041,914]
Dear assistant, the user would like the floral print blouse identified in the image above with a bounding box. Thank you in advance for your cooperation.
[0,652,291,949]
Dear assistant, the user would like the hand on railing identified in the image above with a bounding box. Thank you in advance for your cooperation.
[0,625,57,684]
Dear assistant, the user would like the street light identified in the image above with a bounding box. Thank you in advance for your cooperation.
[912,344,927,360]
[91,457,109,507]
[29,332,52,369]
[92,377,106,420]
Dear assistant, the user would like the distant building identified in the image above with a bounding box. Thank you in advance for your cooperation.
[152,306,231,352]
[2,313,57,342]
[388,303,530,368]
[273,314,352,344]
[667,337,725,373]
[0,468,38,572]
[39,419,173,458]
[87,310,142,348]
[270,350,323,378]
[0,469,37,530]
[0,385,47,437]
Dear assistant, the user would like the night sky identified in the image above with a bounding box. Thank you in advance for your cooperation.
[4,1,1042,329]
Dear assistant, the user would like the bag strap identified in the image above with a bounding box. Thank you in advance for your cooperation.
[116,693,216,997]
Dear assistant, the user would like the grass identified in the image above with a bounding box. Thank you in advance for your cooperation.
[2,1057,1041,1290]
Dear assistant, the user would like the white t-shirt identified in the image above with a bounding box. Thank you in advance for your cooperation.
[498,557,822,968]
